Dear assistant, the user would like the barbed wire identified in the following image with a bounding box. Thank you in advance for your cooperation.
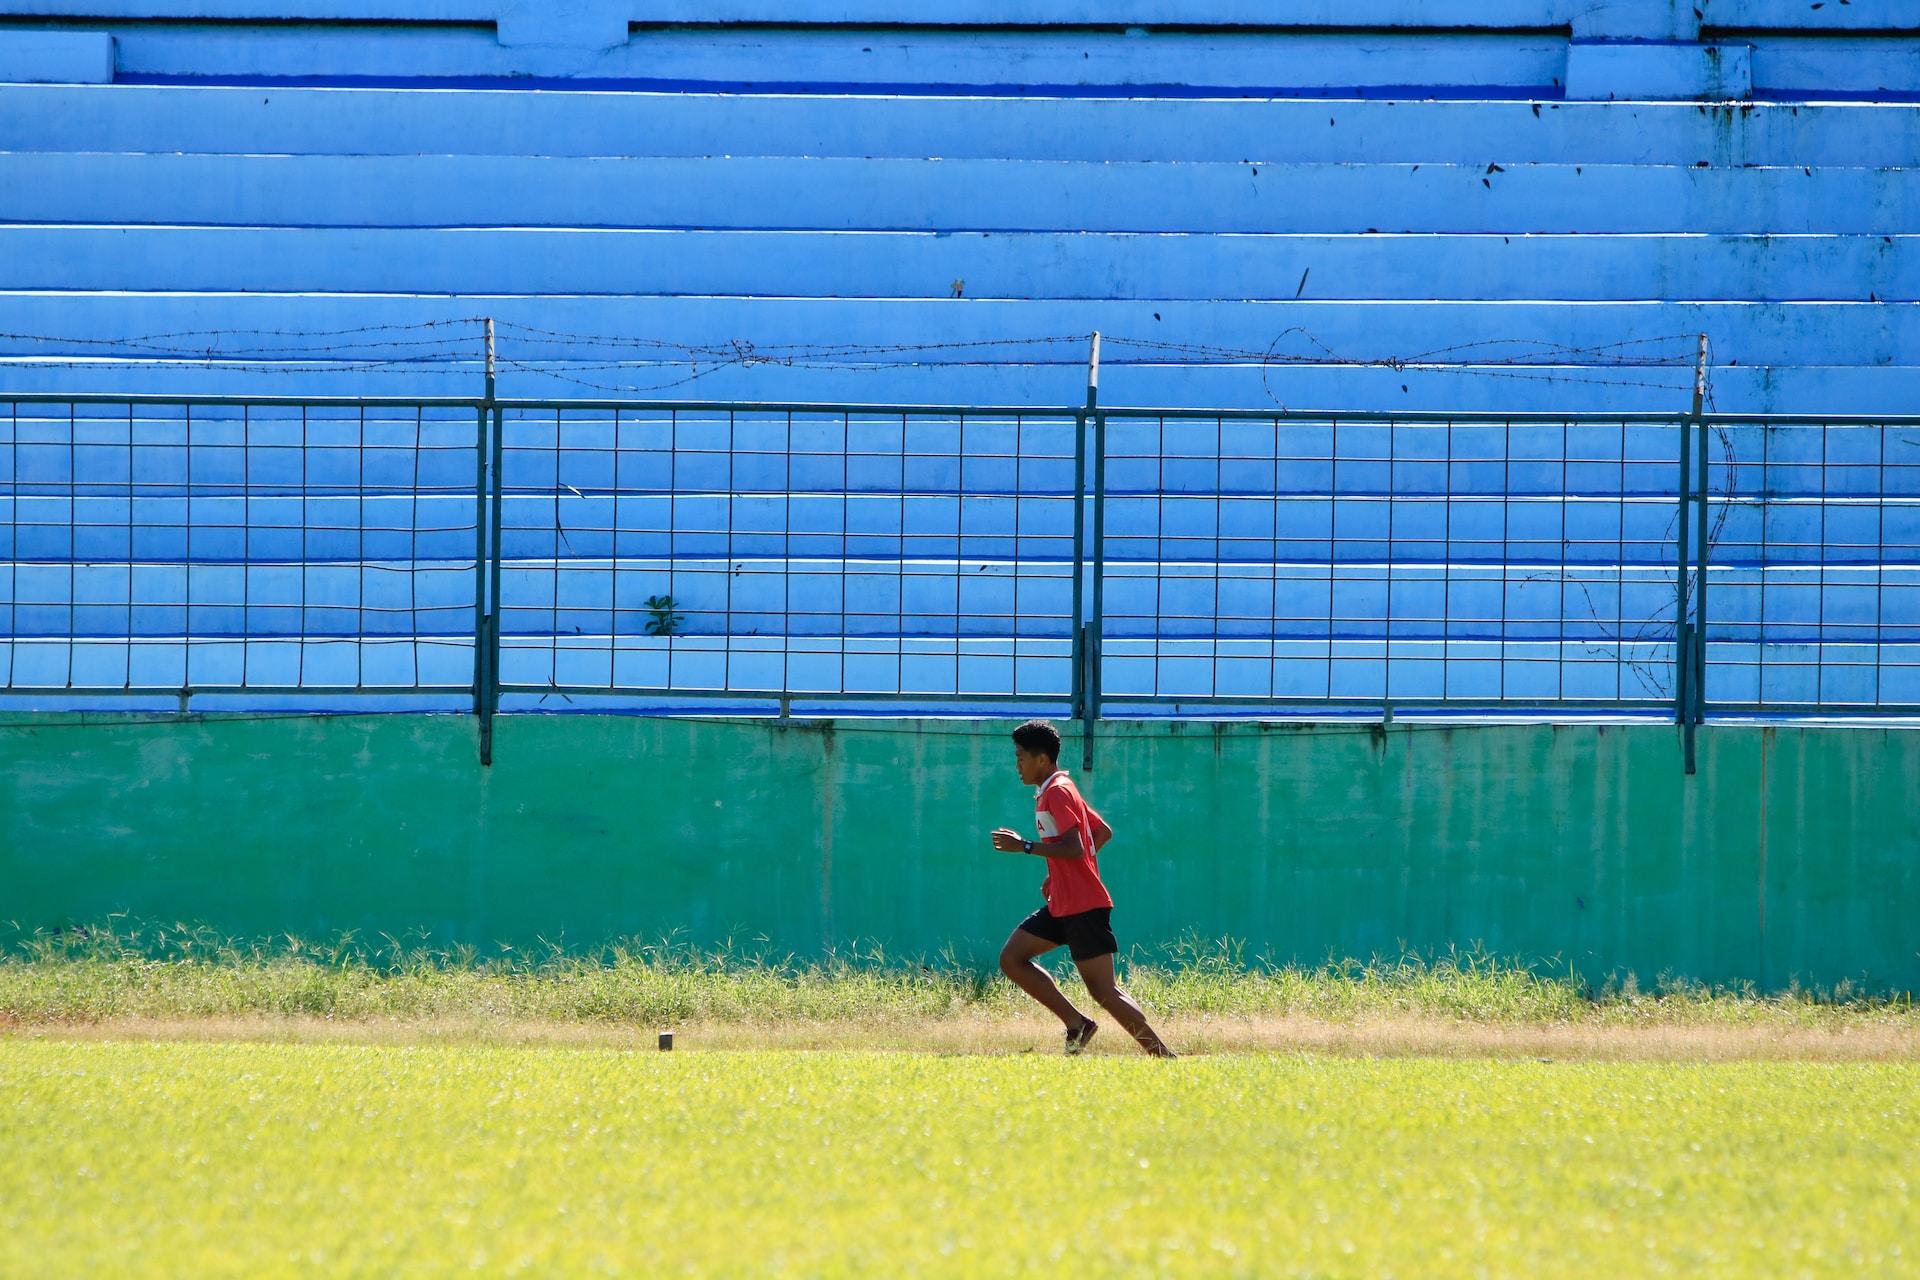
[0,320,486,360]
[0,358,480,376]
[0,323,1721,397]
[1110,332,1705,368]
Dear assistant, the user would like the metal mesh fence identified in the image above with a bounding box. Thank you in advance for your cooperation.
[0,397,480,698]
[494,406,1080,705]
[1097,411,1682,710]
[5,395,1919,731]
[1703,419,1920,711]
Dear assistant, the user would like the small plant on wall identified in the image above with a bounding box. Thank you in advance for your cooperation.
[643,594,683,637]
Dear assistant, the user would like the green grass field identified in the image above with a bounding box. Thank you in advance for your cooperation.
[3,1041,1914,1278]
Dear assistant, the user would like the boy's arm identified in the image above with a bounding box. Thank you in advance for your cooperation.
[1090,812,1113,852]
[990,826,1092,860]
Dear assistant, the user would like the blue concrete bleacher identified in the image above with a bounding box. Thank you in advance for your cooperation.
[1,1,1916,712]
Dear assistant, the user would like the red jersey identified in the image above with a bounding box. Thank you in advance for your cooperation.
[1033,771,1114,916]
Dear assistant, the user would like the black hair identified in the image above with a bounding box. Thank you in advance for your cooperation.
[1011,719,1062,761]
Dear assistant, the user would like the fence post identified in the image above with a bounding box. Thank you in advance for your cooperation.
[478,318,499,766]
[1083,333,1105,772]
[1675,437,1692,767]
[1071,406,1086,725]
[1676,333,1707,775]
[473,401,491,761]
[485,403,505,758]
[1692,335,1710,742]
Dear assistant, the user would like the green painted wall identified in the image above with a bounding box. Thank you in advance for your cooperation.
[3,713,1915,991]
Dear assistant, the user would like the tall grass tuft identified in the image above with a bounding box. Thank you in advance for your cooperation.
[1,918,1912,1030]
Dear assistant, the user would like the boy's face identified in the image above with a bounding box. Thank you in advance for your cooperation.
[1014,746,1055,787]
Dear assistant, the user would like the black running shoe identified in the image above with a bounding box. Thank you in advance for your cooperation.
[1065,1019,1098,1055]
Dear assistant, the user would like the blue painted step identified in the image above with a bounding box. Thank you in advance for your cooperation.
[3,85,1915,168]
[98,27,1573,92]
[3,155,1912,234]
[1,227,1913,301]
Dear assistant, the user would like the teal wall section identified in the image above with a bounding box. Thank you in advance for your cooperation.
[3,714,1915,992]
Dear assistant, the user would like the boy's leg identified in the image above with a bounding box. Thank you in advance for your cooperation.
[999,928,1092,1030]
[1073,953,1175,1057]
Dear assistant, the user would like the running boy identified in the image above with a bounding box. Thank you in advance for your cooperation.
[989,719,1175,1057]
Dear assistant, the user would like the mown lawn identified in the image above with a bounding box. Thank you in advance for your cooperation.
[2,1042,1912,1277]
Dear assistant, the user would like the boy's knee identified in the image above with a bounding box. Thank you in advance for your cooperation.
[997,945,1024,975]
[1084,978,1120,1005]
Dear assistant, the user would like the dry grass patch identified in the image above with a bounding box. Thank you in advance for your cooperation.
[12,1011,1920,1061]
[5,919,1915,1062]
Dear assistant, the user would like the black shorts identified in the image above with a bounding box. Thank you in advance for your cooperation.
[1015,906,1118,962]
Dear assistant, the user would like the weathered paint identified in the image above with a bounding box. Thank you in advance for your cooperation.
[3,71,1919,413]
[0,3,1899,86]
[4,713,1914,991]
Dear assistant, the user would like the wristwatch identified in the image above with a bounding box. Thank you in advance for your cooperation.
[1022,839,1034,854]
